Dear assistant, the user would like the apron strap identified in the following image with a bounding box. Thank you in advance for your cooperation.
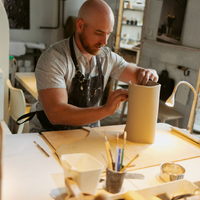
[96,55,104,89]
[69,33,79,71]
[69,33,103,85]
[16,112,36,125]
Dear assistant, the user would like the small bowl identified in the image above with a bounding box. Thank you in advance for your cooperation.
[160,162,186,182]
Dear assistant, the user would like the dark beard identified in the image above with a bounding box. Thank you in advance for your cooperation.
[79,32,102,55]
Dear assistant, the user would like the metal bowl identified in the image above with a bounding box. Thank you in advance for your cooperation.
[160,162,186,182]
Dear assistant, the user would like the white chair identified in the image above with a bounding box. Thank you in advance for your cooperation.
[0,121,3,200]
[5,79,31,134]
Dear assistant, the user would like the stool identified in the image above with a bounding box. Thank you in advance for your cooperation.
[158,104,183,126]
[119,103,183,126]
[117,82,128,124]
[119,100,128,124]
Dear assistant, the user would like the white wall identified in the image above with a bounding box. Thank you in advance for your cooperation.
[51,0,86,45]
[0,0,86,119]
[140,0,200,129]
[4,0,85,48]
[0,1,9,120]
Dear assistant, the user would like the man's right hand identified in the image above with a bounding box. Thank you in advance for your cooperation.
[104,89,128,115]
[39,88,128,126]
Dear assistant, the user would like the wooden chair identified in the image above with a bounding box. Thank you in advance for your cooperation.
[5,79,31,134]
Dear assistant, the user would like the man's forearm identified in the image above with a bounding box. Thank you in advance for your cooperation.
[47,104,108,126]
[39,88,128,127]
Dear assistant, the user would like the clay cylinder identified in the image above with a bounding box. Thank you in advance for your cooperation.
[125,81,161,144]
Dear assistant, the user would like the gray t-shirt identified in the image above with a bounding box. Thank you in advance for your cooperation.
[30,37,129,132]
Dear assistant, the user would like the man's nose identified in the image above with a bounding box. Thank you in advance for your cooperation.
[101,35,108,45]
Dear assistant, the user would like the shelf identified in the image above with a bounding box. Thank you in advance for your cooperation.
[120,45,140,52]
[120,47,140,52]
[124,8,144,12]
[122,24,143,27]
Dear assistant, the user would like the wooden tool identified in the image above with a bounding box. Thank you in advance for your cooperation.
[120,154,139,172]
[65,178,95,200]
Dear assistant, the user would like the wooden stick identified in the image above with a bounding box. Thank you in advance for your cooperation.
[120,154,139,172]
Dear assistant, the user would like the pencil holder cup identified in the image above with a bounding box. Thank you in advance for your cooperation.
[105,167,126,193]
[61,153,103,195]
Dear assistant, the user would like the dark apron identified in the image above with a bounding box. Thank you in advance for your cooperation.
[17,34,104,131]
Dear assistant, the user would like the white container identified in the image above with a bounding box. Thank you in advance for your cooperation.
[18,66,25,72]
[61,153,103,195]
[112,179,199,200]
[25,66,32,72]
[24,60,31,67]
[17,59,23,67]
[131,179,198,200]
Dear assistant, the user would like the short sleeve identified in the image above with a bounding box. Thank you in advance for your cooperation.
[100,47,129,80]
[109,51,129,79]
[36,46,67,91]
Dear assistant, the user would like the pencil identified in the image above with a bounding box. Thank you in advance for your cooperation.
[104,136,113,170]
[120,131,127,170]
[120,154,139,172]
[33,141,50,157]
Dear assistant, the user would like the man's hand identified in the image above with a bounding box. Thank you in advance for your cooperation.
[118,64,159,86]
[137,68,158,85]
[104,89,128,115]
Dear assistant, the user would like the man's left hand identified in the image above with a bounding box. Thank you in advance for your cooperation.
[137,68,158,85]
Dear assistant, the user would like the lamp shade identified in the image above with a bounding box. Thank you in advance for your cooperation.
[165,93,175,107]
[165,81,197,133]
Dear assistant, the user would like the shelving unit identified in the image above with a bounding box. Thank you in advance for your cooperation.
[110,0,146,92]
[118,1,145,65]
[113,0,146,67]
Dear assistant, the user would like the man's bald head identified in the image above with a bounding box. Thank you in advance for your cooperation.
[78,0,114,25]
[75,0,114,56]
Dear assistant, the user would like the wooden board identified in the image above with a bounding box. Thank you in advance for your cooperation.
[96,124,200,171]
[42,129,89,149]
[55,127,130,170]
[42,124,200,171]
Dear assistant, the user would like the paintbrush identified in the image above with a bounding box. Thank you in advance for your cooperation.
[120,131,127,170]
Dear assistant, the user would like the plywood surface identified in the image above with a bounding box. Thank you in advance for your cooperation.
[42,129,89,149]
[42,124,200,171]
[55,127,130,169]
[102,124,200,170]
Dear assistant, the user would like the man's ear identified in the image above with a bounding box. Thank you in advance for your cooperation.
[76,18,84,33]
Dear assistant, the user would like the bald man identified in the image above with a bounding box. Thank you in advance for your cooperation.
[27,0,158,132]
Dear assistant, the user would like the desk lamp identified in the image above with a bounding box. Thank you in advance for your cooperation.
[165,81,197,134]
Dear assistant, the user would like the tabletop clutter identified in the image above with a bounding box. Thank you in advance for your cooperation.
[104,132,139,194]
[59,129,200,200]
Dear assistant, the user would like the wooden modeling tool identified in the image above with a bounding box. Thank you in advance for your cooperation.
[120,154,139,172]
[104,136,113,170]
[33,141,50,157]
